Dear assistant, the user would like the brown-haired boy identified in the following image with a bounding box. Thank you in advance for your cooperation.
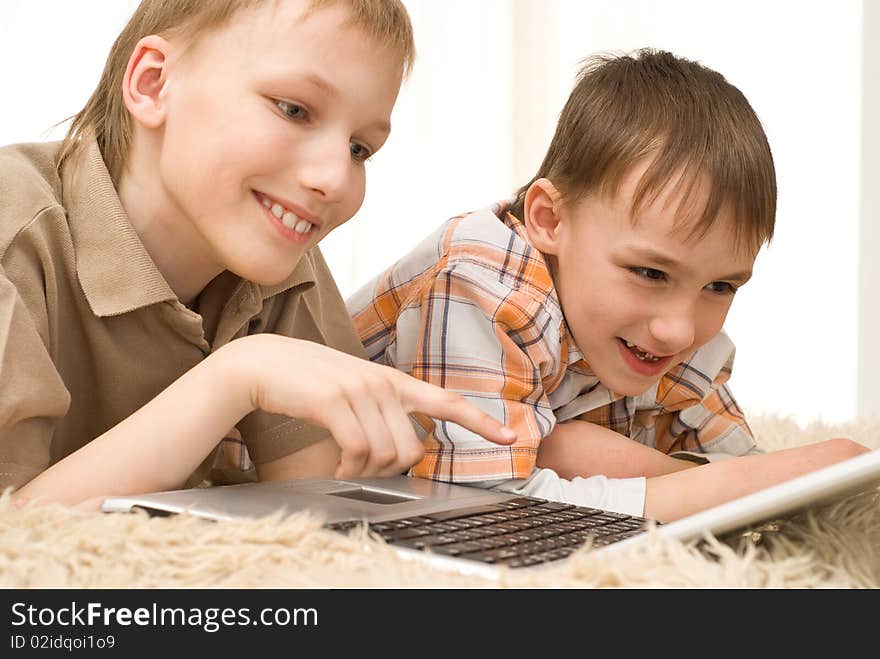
[347,48,868,522]
[0,0,516,509]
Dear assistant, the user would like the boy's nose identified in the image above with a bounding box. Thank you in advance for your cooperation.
[296,142,351,202]
[647,309,695,356]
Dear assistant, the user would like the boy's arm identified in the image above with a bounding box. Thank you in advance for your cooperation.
[14,344,253,507]
[13,334,516,509]
[238,245,375,476]
[398,263,558,483]
[256,435,342,480]
[644,437,869,521]
[536,419,698,479]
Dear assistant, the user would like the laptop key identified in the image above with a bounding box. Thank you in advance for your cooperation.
[382,527,434,541]
[493,497,545,509]
[329,495,656,569]
[527,502,577,513]
[591,512,631,523]
[616,518,649,530]
[403,533,461,547]
[431,540,493,556]
[423,504,510,522]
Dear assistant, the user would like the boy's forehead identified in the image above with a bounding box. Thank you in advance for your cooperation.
[214,0,402,69]
[596,159,759,258]
[185,1,385,74]
[233,0,341,37]
[190,1,333,43]
[176,1,309,55]
[599,175,759,275]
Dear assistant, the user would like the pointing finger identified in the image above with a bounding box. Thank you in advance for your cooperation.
[402,378,516,446]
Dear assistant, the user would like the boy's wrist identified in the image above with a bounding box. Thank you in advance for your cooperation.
[210,337,263,418]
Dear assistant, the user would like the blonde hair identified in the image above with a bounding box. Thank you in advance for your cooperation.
[58,0,415,184]
[511,48,777,252]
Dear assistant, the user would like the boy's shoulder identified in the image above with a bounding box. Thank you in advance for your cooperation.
[0,141,65,256]
[445,201,526,249]
[443,202,556,300]
[353,202,560,322]
[374,203,531,293]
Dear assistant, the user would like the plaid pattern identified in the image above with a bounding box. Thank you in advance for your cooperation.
[211,430,256,485]
[347,202,756,483]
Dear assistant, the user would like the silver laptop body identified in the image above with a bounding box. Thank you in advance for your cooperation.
[102,448,880,580]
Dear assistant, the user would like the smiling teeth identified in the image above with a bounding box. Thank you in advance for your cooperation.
[261,195,313,233]
[625,340,661,363]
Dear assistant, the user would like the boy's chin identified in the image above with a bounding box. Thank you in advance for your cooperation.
[616,383,658,398]
[597,370,663,398]
[231,257,306,287]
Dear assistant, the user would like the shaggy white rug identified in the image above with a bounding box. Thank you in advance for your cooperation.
[1,415,878,588]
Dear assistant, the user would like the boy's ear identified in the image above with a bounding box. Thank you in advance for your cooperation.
[122,35,173,129]
[523,178,565,255]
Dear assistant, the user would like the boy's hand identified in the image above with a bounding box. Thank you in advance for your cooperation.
[537,419,697,479]
[225,335,516,479]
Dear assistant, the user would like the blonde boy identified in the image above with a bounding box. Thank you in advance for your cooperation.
[347,49,867,522]
[0,0,516,509]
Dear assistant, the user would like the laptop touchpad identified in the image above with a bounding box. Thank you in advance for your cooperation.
[328,487,419,505]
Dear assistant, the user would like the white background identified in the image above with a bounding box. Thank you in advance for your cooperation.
[1,0,875,426]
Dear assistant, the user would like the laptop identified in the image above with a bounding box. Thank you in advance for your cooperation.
[101,448,880,580]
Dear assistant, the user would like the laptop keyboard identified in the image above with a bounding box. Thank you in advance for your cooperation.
[326,496,655,568]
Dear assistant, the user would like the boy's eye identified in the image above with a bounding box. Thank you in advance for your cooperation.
[705,281,737,295]
[350,142,372,162]
[275,100,308,121]
[630,266,666,282]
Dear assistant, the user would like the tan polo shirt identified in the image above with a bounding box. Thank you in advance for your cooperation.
[0,139,367,490]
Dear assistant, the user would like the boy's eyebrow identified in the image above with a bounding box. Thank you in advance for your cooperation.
[305,73,340,99]
[626,246,753,282]
[305,74,391,135]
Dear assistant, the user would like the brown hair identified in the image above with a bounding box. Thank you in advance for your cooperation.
[511,48,777,251]
[58,0,415,184]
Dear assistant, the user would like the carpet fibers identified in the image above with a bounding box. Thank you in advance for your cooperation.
[2,415,878,588]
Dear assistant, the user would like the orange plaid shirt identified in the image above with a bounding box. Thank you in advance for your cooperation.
[347,202,758,483]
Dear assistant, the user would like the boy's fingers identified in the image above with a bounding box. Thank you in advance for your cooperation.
[378,401,425,476]
[350,397,396,476]
[325,404,370,479]
[403,379,517,445]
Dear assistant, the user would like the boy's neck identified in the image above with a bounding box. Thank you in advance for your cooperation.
[116,134,223,307]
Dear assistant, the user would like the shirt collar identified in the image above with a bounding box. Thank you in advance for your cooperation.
[498,203,591,372]
[63,139,316,317]
[259,255,317,299]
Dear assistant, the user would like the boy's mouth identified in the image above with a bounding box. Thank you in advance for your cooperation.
[616,338,676,377]
[621,339,663,363]
[255,192,318,236]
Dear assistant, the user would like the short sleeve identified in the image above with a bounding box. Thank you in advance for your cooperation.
[238,247,369,464]
[407,262,563,482]
[0,264,70,489]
